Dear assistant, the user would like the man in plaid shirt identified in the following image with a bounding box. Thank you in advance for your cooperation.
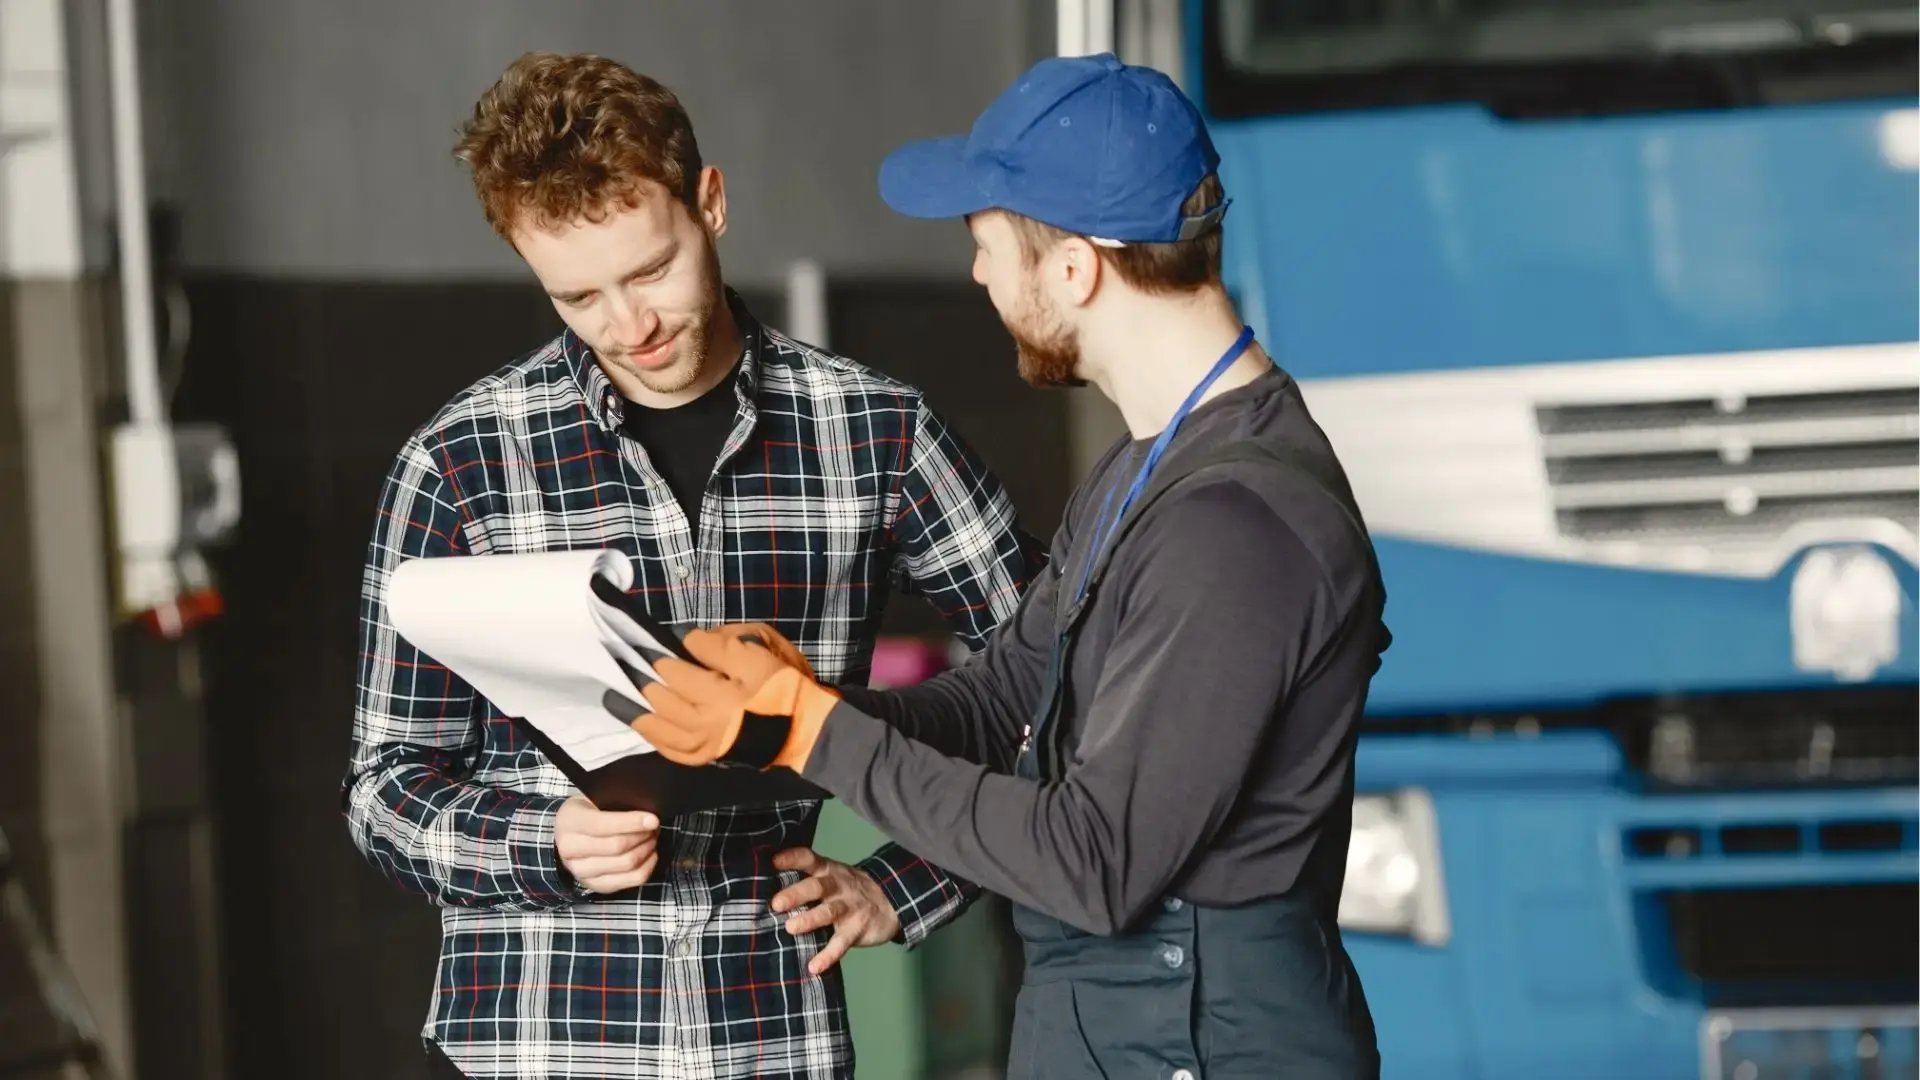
[342,52,1039,1079]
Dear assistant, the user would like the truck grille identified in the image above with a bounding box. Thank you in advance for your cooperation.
[1369,687,1919,791]
[1617,686,1918,790]
[1538,386,1919,546]
[1626,817,1914,861]
[1663,884,1918,1003]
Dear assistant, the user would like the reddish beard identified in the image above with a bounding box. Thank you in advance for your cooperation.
[1005,284,1084,388]
[622,239,724,394]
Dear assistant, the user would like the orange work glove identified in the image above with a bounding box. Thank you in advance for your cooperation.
[635,627,839,771]
[723,622,816,679]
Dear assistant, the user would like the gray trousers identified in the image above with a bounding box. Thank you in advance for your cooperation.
[1007,895,1379,1079]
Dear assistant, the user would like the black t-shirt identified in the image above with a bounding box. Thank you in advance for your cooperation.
[620,361,742,534]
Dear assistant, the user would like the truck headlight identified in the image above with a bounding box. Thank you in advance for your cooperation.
[1338,789,1451,946]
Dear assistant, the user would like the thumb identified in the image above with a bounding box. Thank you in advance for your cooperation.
[682,627,738,671]
[772,847,819,873]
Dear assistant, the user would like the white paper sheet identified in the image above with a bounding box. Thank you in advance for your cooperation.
[388,549,657,772]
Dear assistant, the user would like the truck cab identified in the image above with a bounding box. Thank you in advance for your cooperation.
[1112,1,1920,1074]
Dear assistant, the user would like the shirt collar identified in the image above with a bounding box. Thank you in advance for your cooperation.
[565,287,765,434]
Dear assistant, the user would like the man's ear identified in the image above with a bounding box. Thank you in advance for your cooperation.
[695,166,728,240]
[1053,235,1103,308]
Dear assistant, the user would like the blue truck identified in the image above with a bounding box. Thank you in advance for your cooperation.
[1129,1,1920,1076]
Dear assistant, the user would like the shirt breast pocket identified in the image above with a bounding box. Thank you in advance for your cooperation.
[778,494,887,628]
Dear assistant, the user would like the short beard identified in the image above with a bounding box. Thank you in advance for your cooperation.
[1006,279,1083,388]
[621,239,724,395]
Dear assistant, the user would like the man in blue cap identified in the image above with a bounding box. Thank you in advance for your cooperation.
[621,54,1387,1078]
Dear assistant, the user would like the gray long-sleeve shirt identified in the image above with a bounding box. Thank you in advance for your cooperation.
[803,367,1390,936]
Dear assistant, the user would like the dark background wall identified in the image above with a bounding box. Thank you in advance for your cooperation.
[134,0,1055,286]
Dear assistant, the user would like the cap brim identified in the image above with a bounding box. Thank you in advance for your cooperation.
[879,135,992,221]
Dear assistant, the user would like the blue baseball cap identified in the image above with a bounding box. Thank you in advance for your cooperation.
[879,53,1227,245]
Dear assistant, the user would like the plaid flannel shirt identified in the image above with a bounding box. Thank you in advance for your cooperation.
[344,294,1039,1079]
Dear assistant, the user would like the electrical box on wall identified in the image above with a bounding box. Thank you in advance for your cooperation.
[109,420,241,636]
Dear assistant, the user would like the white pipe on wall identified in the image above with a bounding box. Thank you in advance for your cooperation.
[784,259,829,351]
[105,0,163,426]
[1057,0,1115,57]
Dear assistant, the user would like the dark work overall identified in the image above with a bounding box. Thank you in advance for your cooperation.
[1007,440,1380,1080]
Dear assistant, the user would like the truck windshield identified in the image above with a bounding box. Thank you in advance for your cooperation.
[1207,0,1918,118]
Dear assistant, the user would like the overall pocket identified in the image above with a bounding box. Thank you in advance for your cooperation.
[1008,981,1108,1080]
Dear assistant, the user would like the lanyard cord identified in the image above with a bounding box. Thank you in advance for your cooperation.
[1071,325,1257,606]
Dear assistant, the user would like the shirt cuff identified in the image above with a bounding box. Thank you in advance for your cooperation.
[506,793,589,906]
[855,844,975,948]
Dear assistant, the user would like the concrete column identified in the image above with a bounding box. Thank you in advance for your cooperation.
[2,0,135,1074]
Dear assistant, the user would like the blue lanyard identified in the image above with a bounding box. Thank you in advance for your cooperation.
[1071,325,1257,606]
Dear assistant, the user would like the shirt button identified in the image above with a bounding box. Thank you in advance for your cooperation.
[1162,897,1184,912]
[1159,943,1185,969]
[674,563,691,580]
[1171,1069,1197,1080]
[673,938,695,959]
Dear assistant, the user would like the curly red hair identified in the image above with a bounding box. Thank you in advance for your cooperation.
[455,52,702,238]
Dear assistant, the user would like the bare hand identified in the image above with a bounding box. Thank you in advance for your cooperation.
[555,794,660,894]
[770,848,901,975]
